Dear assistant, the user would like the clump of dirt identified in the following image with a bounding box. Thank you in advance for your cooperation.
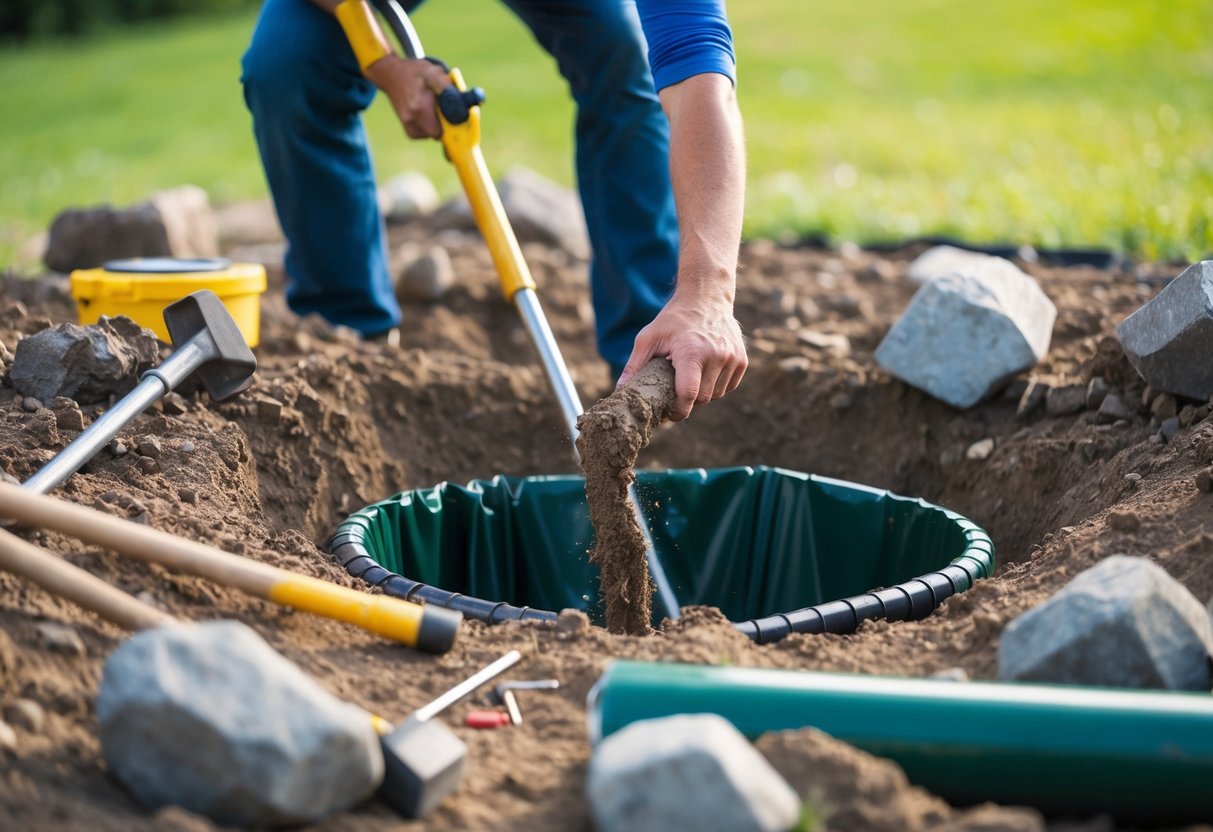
[576,357,675,635]
[0,216,1209,830]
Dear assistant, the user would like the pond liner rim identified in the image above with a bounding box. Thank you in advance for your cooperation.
[328,472,996,644]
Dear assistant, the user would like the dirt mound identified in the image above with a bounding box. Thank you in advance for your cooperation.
[0,226,1209,830]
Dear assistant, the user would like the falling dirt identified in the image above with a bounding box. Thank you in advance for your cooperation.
[576,358,676,635]
[0,208,1211,831]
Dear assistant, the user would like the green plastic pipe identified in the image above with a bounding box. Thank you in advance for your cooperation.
[587,660,1213,822]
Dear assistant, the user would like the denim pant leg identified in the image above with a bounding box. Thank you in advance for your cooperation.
[240,0,400,337]
[500,0,680,377]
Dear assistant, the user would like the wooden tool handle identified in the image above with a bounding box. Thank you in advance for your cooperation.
[0,483,454,651]
[0,527,172,632]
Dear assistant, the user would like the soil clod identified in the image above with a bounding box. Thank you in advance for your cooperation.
[576,358,676,635]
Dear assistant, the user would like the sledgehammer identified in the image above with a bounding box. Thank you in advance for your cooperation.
[0,526,460,825]
[22,290,256,495]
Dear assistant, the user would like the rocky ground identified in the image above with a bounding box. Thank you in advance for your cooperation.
[1,205,1212,830]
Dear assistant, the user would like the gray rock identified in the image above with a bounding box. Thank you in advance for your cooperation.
[36,621,86,657]
[43,186,217,272]
[5,698,45,733]
[436,168,589,259]
[396,246,455,303]
[8,317,159,405]
[98,621,383,827]
[997,555,1213,690]
[21,397,42,413]
[875,268,1056,409]
[378,172,440,223]
[587,714,800,832]
[906,245,1025,285]
[1096,393,1132,424]
[1116,261,1213,399]
[1045,383,1087,417]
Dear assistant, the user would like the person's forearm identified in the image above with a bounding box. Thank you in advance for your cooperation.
[659,73,745,307]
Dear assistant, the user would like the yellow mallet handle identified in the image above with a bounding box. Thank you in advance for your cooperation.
[0,483,459,653]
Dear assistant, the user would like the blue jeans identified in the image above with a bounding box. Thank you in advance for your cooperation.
[241,0,679,375]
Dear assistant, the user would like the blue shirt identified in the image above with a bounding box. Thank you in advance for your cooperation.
[635,0,736,92]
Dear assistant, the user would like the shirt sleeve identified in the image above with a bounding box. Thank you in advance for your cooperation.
[635,0,736,92]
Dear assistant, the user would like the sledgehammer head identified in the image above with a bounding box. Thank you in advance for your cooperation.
[162,291,257,401]
[378,717,467,819]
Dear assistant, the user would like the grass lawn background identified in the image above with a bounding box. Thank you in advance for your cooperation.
[1,0,1210,266]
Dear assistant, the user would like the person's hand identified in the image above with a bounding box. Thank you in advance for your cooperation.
[617,288,748,421]
[364,55,451,139]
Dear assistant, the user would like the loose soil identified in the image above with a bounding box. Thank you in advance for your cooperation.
[576,357,676,635]
[1,213,1211,831]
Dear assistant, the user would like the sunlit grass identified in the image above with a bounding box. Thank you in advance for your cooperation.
[1,0,1210,266]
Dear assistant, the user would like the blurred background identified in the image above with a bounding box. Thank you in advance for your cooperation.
[0,0,1210,266]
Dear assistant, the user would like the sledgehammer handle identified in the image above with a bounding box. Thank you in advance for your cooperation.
[0,483,459,653]
[0,527,172,632]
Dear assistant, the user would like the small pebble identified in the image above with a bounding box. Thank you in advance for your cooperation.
[1179,404,1198,428]
[0,720,16,751]
[1196,470,1213,493]
[136,436,163,459]
[776,356,811,377]
[928,667,970,683]
[137,456,160,475]
[51,397,84,432]
[179,489,199,505]
[161,392,188,416]
[5,699,45,733]
[111,440,129,457]
[21,397,42,413]
[1124,473,1143,485]
[35,622,86,657]
[180,440,196,453]
[966,438,995,461]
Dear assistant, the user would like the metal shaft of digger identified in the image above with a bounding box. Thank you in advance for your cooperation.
[371,0,680,621]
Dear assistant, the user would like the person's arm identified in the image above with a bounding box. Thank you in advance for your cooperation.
[317,0,449,138]
[619,1,748,421]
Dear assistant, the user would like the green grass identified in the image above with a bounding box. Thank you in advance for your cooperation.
[1,0,1211,266]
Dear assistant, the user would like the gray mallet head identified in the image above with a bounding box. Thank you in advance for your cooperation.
[378,718,467,819]
[161,290,257,402]
[376,650,521,819]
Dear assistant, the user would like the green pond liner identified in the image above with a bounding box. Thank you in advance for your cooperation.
[330,466,993,639]
[588,660,1213,822]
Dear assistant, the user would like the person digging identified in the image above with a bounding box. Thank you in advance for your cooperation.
[242,0,748,634]
[240,0,748,422]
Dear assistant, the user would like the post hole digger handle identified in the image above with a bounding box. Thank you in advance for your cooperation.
[368,1,680,621]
